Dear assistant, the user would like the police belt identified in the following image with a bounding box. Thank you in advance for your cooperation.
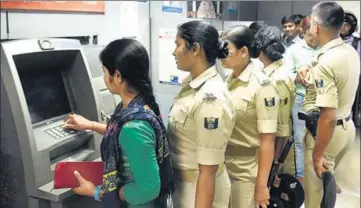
[173,163,225,183]
[299,111,351,138]
[303,113,351,126]
[225,145,258,157]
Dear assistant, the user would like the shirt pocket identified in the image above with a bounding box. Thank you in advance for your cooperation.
[236,96,254,115]
[172,106,189,132]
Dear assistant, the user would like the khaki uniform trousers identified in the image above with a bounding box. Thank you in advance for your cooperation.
[228,180,256,208]
[172,166,231,208]
[304,120,355,208]
[226,150,258,208]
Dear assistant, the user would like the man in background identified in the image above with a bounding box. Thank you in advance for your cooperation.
[282,15,302,48]
[283,16,319,185]
[341,11,360,128]
[341,11,360,55]
[295,14,306,39]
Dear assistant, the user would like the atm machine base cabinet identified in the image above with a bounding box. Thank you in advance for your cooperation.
[0,39,113,208]
[0,143,101,208]
[29,196,101,208]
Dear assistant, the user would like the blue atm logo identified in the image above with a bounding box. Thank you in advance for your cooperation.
[170,75,179,83]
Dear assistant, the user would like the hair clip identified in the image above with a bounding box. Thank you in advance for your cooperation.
[267,30,275,38]
[255,39,263,49]
[218,40,229,59]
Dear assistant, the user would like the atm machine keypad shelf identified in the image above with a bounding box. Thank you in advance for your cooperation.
[45,125,77,139]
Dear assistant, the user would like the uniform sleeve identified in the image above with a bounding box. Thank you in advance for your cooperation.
[193,98,232,166]
[255,84,279,134]
[120,121,160,205]
[274,82,292,137]
[313,62,338,108]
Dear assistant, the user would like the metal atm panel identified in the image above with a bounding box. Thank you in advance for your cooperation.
[0,39,102,207]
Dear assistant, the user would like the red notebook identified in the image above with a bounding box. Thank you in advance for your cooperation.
[54,161,104,189]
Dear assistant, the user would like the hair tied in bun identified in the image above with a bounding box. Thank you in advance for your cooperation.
[217,39,229,59]
[254,38,263,50]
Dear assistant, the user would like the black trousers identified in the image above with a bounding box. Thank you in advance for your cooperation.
[352,77,361,127]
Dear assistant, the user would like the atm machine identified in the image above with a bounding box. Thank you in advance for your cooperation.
[0,39,117,208]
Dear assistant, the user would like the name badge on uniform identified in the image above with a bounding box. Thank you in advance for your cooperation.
[315,79,324,88]
[264,97,276,108]
[280,97,288,106]
[203,93,216,102]
[204,117,219,131]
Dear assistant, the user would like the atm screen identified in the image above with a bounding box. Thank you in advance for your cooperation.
[14,51,74,124]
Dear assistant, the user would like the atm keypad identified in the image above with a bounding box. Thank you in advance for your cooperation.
[45,125,77,139]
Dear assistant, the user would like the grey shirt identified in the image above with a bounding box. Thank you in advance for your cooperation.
[283,35,302,49]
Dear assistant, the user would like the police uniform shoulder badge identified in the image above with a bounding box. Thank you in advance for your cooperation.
[264,97,276,108]
[202,93,216,101]
[204,117,219,131]
[280,97,288,106]
[315,79,324,88]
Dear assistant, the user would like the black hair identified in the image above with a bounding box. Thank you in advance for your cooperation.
[177,20,228,66]
[249,21,268,35]
[312,1,344,31]
[255,26,285,62]
[99,39,161,116]
[282,15,297,25]
[223,25,259,58]
[294,14,306,25]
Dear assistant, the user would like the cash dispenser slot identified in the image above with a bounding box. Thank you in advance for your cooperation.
[49,132,95,171]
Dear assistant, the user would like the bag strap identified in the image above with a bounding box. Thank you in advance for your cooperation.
[351,36,360,50]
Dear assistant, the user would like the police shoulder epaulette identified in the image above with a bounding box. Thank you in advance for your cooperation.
[276,78,286,83]
[314,51,325,64]
[274,72,287,84]
[255,71,271,86]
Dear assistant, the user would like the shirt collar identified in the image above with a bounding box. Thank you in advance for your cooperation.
[342,35,354,44]
[315,38,344,60]
[300,40,319,50]
[293,35,302,43]
[226,61,256,83]
[285,35,301,45]
[182,65,218,89]
[263,59,283,77]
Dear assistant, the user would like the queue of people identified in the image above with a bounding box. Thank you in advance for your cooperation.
[60,1,360,208]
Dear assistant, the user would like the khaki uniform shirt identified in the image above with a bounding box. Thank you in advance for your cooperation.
[226,62,279,150]
[263,60,295,137]
[304,38,360,118]
[167,66,236,170]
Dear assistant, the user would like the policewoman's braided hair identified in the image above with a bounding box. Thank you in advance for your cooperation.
[99,38,160,116]
[254,26,285,62]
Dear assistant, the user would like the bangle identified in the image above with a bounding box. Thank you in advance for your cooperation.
[93,185,101,201]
